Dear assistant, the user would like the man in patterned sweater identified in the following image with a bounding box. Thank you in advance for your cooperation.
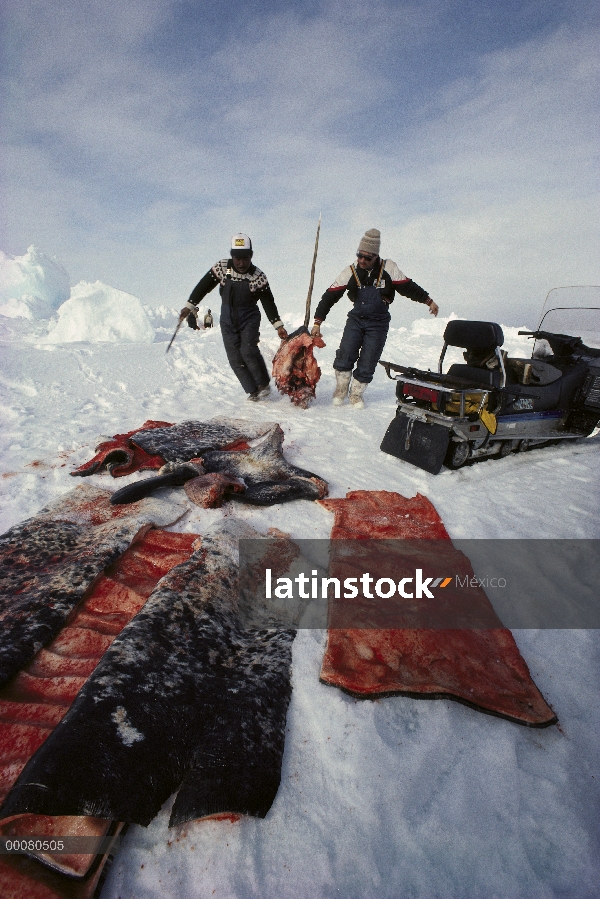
[181,234,288,401]
[311,228,439,408]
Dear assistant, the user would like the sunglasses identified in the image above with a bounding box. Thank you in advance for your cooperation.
[356,253,376,262]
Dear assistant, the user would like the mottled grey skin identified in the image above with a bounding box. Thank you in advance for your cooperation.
[111,425,328,506]
[0,522,295,828]
[202,424,328,505]
[130,417,277,462]
[0,486,184,687]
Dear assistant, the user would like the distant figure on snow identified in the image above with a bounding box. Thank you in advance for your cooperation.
[181,234,288,401]
[203,309,213,328]
[311,229,439,409]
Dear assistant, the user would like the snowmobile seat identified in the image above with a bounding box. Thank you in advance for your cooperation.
[446,364,504,388]
[440,321,506,387]
[499,363,588,413]
[504,359,563,386]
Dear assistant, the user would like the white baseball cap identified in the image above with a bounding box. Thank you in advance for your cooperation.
[231,233,253,256]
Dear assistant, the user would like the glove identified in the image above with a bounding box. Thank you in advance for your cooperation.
[183,304,199,329]
[277,326,288,340]
[311,323,321,338]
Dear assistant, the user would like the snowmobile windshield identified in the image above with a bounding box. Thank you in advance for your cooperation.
[534,286,600,354]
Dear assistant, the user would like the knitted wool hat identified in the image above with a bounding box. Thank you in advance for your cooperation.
[357,229,381,257]
[231,233,253,257]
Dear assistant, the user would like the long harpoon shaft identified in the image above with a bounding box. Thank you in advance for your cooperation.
[304,214,321,329]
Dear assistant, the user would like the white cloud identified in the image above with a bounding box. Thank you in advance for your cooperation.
[1,2,598,325]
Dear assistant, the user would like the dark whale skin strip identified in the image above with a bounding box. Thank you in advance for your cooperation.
[0,530,196,897]
[169,627,294,826]
[0,533,294,827]
[109,468,200,505]
[318,491,557,728]
[0,487,184,688]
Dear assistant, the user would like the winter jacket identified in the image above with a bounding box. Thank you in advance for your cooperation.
[187,259,284,330]
[314,258,432,324]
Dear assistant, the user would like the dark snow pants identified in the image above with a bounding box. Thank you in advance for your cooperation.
[221,312,270,395]
[334,312,390,384]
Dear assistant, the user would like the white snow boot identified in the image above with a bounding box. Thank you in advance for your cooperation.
[332,370,352,406]
[348,379,367,409]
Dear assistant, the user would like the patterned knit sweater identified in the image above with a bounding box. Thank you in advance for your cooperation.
[188,260,283,328]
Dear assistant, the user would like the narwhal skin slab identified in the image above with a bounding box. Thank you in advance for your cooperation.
[71,418,276,478]
[130,417,277,462]
[202,424,328,505]
[0,487,185,688]
[110,425,328,507]
[70,420,171,478]
[0,522,295,827]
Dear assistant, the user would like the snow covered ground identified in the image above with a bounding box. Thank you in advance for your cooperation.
[0,254,599,898]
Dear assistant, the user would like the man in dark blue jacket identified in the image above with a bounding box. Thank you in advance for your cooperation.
[181,234,287,401]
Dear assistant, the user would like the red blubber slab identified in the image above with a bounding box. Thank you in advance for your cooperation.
[318,491,557,727]
[70,419,171,478]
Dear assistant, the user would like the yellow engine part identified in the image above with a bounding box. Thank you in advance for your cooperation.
[480,409,497,434]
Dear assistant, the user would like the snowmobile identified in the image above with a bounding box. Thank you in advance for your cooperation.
[379,287,600,474]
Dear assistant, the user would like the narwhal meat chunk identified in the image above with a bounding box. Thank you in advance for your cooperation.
[272,327,326,409]
[184,472,246,508]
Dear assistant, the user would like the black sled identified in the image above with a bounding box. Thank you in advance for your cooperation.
[380,289,600,474]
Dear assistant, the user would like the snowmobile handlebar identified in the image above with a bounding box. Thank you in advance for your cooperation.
[518,328,580,342]
[517,329,593,358]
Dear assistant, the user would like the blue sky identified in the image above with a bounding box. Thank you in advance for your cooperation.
[1,0,598,324]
